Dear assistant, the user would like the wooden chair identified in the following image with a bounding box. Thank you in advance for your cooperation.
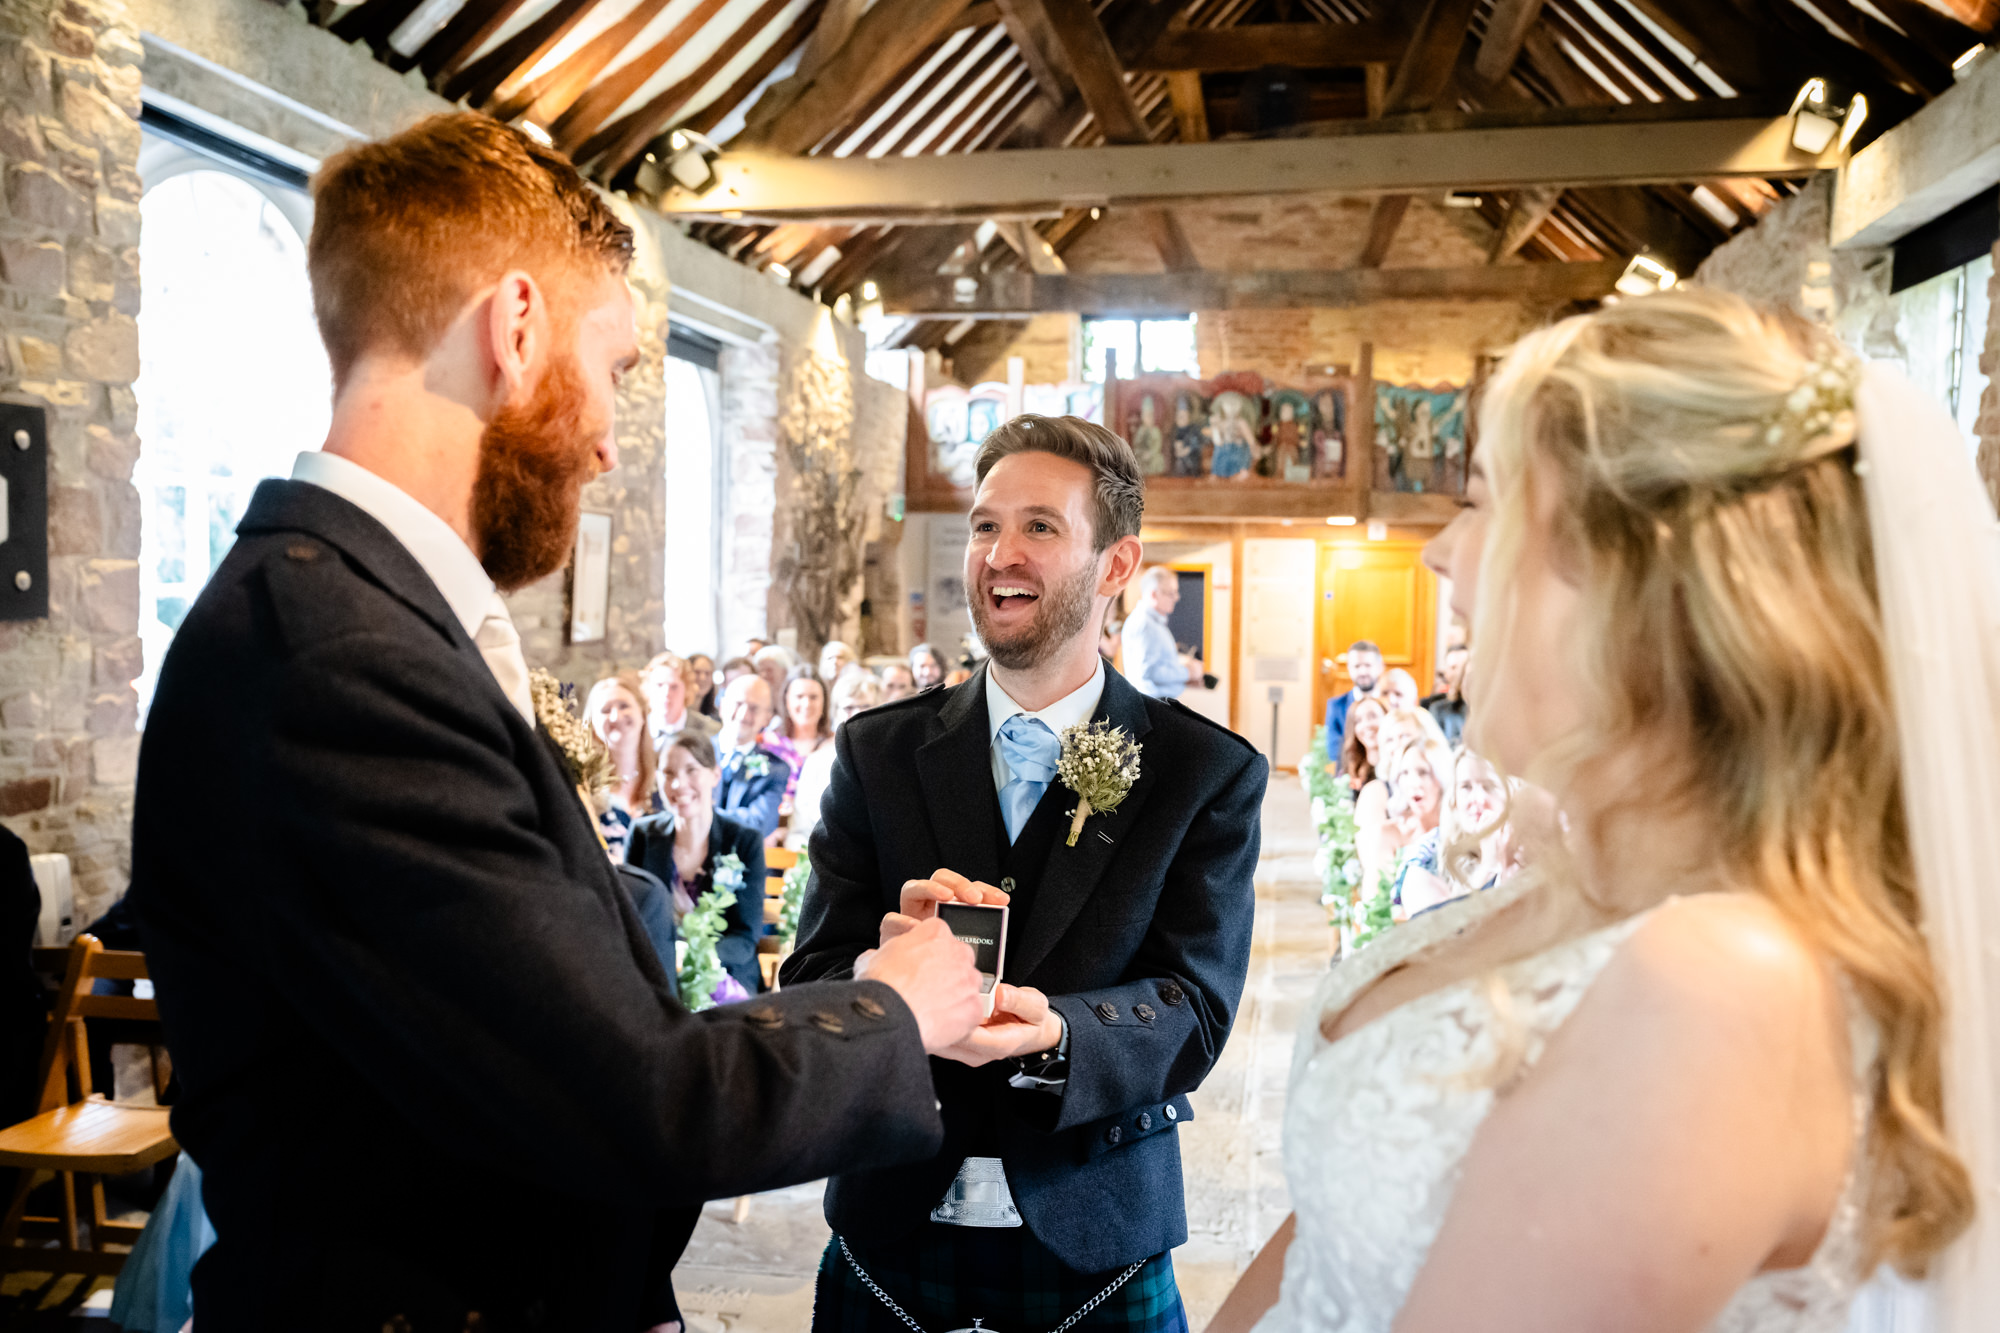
[0,934,177,1275]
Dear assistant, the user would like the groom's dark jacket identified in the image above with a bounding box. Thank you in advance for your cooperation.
[783,663,1265,1272]
[128,480,945,1333]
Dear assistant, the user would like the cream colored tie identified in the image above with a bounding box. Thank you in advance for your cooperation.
[474,593,534,723]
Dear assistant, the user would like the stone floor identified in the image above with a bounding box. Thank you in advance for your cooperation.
[674,778,1332,1333]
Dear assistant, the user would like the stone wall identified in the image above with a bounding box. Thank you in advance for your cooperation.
[0,0,144,923]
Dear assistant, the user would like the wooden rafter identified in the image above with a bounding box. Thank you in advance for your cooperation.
[502,0,725,129]
[578,0,801,172]
[328,0,426,51]
[1474,0,1547,88]
[682,2,826,137]
[1130,20,1406,71]
[656,111,1830,223]
[443,0,593,106]
[1488,186,1563,261]
[554,0,748,150]
[414,0,534,81]
[735,0,975,155]
[882,259,1626,316]
[1166,70,1208,142]
[1359,0,1478,268]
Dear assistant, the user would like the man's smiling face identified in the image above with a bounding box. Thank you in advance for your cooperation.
[966,451,1107,671]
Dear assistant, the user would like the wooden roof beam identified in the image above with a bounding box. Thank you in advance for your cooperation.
[1360,0,1478,268]
[881,259,1627,316]
[1488,186,1564,261]
[1130,20,1407,71]
[654,112,1837,223]
[1474,0,1547,88]
[414,0,532,82]
[736,0,975,155]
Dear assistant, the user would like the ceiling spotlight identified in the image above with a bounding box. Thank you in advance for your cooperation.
[861,280,880,301]
[952,275,980,304]
[1442,190,1482,208]
[1615,253,1677,297]
[1327,515,1358,526]
[1954,44,1987,72]
[669,129,689,153]
[1090,207,1102,220]
[1788,79,1867,155]
[768,262,792,285]
[516,120,553,147]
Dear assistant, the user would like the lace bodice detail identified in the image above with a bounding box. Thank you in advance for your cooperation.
[1255,890,1878,1333]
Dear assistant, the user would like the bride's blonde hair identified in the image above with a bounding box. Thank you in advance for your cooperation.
[1468,287,1972,1274]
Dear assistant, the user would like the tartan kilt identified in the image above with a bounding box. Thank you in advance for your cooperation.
[813,1226,1185,1333]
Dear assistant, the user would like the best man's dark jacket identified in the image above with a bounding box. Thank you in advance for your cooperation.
[128,480,945,1333]
[782,664,1266,1273]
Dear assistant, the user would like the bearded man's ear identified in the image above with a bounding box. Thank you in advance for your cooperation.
[1100,535,1145,597]
[484,271,548,408]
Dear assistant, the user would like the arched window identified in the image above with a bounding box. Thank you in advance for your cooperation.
[133,137,330,713]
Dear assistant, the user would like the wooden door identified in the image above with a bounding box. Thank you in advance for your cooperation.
[1313,540,1436,729]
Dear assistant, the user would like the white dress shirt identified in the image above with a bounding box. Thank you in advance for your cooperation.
[984,657,1106,795]
[290,451,534,721]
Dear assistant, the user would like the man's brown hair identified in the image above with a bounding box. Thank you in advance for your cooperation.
[973,414,1145,551]
[308,113,634,390]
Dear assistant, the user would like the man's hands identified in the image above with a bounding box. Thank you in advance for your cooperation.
[936,983,1064,1067]
[865,868,1060,1065]
[855,918,984,1055]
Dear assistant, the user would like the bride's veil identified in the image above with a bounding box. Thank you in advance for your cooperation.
[1845,364,2000,1332]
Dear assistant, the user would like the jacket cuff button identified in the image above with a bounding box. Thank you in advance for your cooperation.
[1095,1001,1119,1023]
[853,995,887,1020]
[1164,1104,1177,1121]
[1106,1125,1122,1145]
[747,1007,783,1031]
[1137,1112,1152,1131]
[810,1012,845,1034]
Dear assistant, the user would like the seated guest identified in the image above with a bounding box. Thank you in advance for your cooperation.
[877,661,916,703]
[751,644,797,704]
[1321,638,1382,760]
[714,673,790,839]
[627,735,766,998]
[717,654,756,694]
[1380,736,1452,913]
[641,650,718,749]
[1337,694,1388,794]
[688,652,719,718]
[817,640,855,686]
[1353,706,1449,892]
[908,642,947,692]
[1421,644,1469,746]
[763,672,830,819]
[786,672,883,852]
[1378,666,1420,714]
[585,671,663,862]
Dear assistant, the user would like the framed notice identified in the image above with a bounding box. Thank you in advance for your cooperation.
[568,510,612,645]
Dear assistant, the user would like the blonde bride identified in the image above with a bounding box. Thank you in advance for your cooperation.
[1209,289,1999,1332]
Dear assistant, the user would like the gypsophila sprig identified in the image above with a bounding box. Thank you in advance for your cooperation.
[1055,719,1142,847]
[528,667,615,797]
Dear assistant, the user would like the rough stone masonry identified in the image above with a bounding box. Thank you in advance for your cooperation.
[0,0,143,925]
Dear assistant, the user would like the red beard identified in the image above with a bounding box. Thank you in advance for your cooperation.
[472,354,604,592]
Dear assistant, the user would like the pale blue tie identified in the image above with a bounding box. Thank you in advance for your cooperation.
[996,715,1061,844]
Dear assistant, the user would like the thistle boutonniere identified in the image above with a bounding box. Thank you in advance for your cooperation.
[740,751,771,779]
[1055,719,1143,847]
[529,667,614,800]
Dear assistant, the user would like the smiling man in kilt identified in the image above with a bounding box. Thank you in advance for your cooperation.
[784,415,1267,1333]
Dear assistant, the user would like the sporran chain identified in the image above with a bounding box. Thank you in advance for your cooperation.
[837,1236,1147,1333]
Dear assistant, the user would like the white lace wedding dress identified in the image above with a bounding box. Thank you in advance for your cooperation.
[1253,889,1880,1333]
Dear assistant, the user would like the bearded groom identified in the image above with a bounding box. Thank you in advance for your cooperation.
[784,416,1268,1333]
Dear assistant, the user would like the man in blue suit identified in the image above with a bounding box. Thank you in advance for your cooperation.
[1323,638,1383,759]
[714,672,790,838]
[787,414,1266,1333]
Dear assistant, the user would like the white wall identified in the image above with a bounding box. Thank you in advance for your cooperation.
[1238,539,1319,770]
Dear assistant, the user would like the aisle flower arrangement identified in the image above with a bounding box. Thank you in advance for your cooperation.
[678,852,743,1012]
[780,850,810,952]
[1303,726,1378,952]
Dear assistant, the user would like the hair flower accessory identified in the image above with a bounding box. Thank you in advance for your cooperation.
[1762,345,1861,458]
[529,667,614,799]
[1055,719,1143,847]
